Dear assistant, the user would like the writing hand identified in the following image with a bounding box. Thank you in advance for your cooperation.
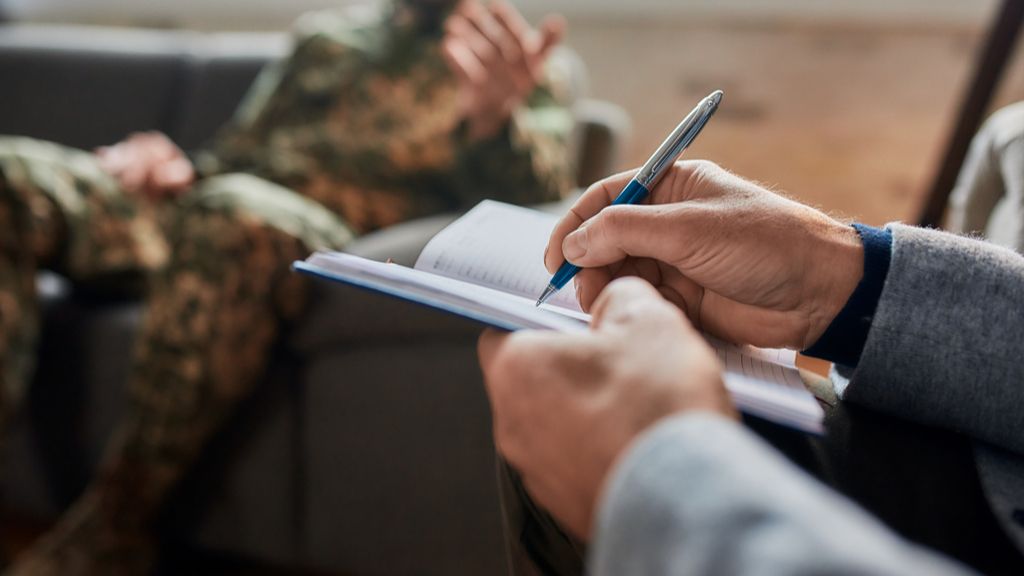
[544,161,864,350]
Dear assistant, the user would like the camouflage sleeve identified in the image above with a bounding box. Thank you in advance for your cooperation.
[190,56,291,178]
[191,11,345,178]
[449,60,575,208]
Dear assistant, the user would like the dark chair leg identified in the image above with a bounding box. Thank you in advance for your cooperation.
[917,0,1024,228]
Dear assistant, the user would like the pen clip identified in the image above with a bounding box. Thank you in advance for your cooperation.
[635,90,722,189]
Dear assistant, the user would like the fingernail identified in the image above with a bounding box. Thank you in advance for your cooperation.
[563,227,588,262]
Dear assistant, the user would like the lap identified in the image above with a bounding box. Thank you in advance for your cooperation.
[0,136,165,285]
[178,173,354,253]
[0,137,352,283]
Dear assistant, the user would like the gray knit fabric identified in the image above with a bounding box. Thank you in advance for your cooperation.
[843,224,1024,454]
[590,225,1024,575]
[592,415,973,575]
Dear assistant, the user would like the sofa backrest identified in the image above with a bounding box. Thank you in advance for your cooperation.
[0,24,290,152]
[0,23,627,187]
[0,25,188,150]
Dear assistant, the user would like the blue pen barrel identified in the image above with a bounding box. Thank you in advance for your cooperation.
[550,263,580,290]
[612,179,651,206]
[550,179,651,291]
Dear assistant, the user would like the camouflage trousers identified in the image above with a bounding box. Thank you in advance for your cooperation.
[0,136,352,574]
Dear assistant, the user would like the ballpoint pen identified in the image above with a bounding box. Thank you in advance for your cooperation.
[535,89,724,307]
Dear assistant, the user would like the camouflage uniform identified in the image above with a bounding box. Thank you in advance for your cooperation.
[0,1,572,573]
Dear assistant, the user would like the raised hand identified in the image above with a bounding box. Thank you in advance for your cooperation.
[544,160,865,350]
[441,0,565,141]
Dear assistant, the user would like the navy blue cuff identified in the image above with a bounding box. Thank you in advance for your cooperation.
[802,223,892,367]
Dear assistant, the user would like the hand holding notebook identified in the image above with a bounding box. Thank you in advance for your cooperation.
[294,200,824,433]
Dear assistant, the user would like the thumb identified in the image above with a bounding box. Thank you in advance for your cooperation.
[533,14,565,65]
[561,204,693,268]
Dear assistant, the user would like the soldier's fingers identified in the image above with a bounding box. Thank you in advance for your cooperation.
[441,36,485,86]
[118,162,148,194]
[532,15,565,70]
[491,0,530,40]
[448,12,498,68]
[95,145,126,176]
[150,157,195,198]
[463,0,516,63]
[490,0,528,66]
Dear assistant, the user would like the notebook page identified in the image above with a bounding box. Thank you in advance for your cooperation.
[710,337,822,433]
[303,252,590,332]
[415,200,581,311]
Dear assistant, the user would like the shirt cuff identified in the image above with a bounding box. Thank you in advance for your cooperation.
[802,223,892,367]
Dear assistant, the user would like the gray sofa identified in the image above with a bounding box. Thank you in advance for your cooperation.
[0,23,629,574]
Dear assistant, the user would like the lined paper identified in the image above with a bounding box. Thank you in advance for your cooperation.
[415,201,582,311]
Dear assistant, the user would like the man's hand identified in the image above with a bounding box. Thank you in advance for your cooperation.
[544,161,865,351]
[95,131,195,200]
[442,0,564,141]
[478,278,734,540]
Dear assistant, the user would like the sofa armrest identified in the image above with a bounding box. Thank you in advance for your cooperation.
[572,98,632,188]
[287,213,481,356]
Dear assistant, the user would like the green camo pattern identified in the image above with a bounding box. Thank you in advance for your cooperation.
[0,2,572,574]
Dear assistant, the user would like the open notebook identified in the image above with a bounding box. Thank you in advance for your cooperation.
[294,200,824,434]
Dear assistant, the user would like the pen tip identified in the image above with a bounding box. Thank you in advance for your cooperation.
[709,90,724,105]
[536,285,557,307]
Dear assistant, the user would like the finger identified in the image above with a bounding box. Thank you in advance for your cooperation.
[490,0,528,65]
[466,0,519,63]
[562,203,696,270]
[95,144,127,176]
[450,8,500,66]
[491,0,530,40]
[575,267,613,313]
[588,276,665,329]
[532,14,565,66]
[441,36,485,85]
[149,157,195,197]
[544,169,638,272]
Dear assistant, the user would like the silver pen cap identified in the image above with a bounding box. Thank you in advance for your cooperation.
[635,90,723,190]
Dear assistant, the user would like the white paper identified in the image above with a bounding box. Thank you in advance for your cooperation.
[415,200,582,311]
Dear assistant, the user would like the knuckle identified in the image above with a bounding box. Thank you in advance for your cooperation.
[606,276,651,299]
[595,206,632,241]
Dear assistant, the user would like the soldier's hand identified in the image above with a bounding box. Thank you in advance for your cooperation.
[442,0,565,141]
[96,131,195,200]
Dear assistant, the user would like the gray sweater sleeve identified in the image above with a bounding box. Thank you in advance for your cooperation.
[840,224,1024,454]
[592,414,974,576]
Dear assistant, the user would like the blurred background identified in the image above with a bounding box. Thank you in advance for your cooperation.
[2,0,1022,223]
[2,1,1023,574]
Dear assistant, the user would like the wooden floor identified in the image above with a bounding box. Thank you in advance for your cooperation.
[567,12,1024,225]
